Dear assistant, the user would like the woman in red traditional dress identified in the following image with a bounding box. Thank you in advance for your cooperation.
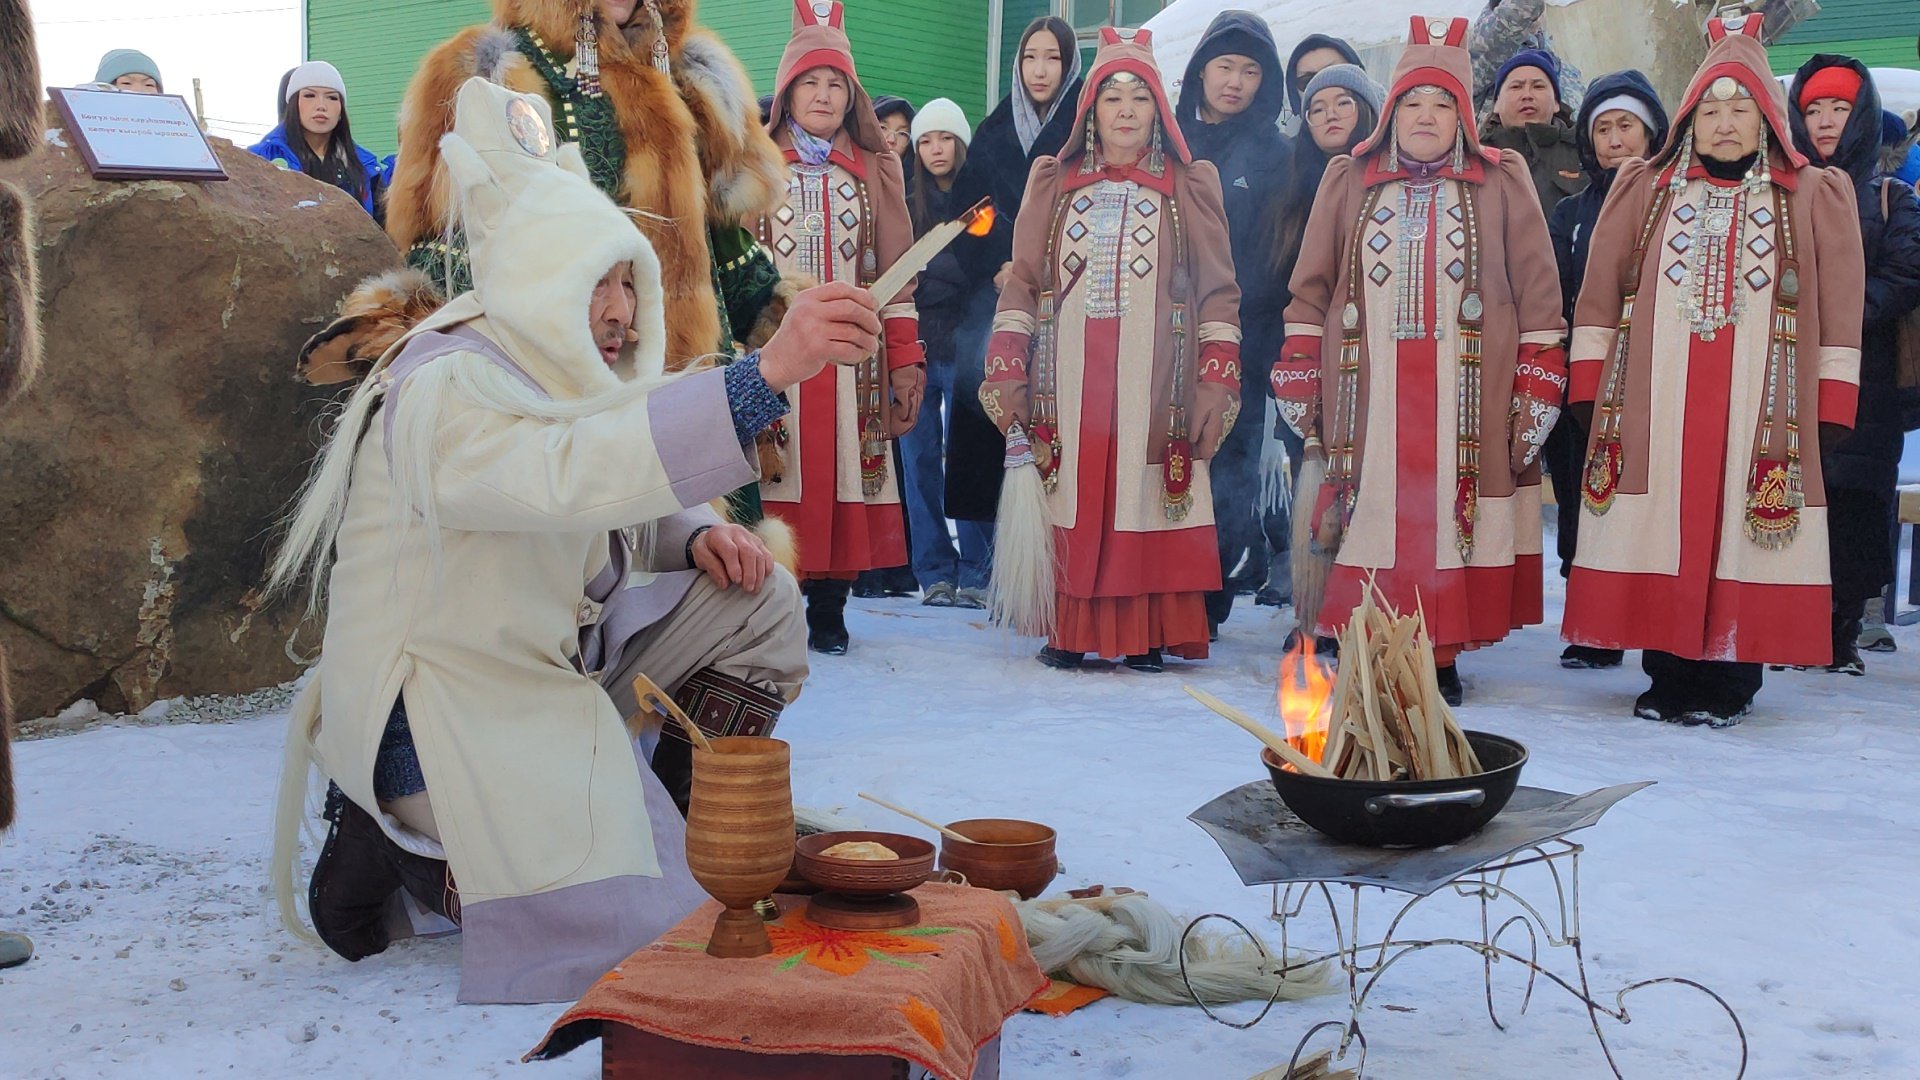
[1561,15,1864,726]
[1272,16,1567,704]
[759,0,925,655]
[981,27,1243,672]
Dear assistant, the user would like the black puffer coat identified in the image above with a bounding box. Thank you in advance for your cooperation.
[1789,55,1920,494]
[1175,9,1292,404]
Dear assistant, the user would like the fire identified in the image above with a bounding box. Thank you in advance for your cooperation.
[1277,635,1334,768]
[964,202,996,237]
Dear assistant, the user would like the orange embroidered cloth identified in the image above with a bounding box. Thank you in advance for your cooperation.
[526,883,1048,1080]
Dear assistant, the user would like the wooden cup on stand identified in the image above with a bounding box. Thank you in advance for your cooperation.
[685,736,794,958]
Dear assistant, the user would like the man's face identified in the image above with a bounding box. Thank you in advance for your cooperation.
[1495,66,1555,127]
[1200,53,1263,121]
[881,112,912,157]
[590,263,637,368]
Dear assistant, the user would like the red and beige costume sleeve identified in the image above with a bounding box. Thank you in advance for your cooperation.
[1494,151,1570,474]
[1182,160,1245,457]
[1273,163,1358,440]
[1809,167,1865,429]
[979,158,1064,436]
[870,150,927,434]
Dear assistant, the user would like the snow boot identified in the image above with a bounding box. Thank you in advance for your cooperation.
[953,586,989,610]
[1633,689,1683,722]
[1680,704,1750,729]
[1860,596,1895,653]
[652,669,786,816]
[0,930,30,970]
[309,783,404,961]
[1037,647,1085,670]
[1124,649,1165,673]
[1435,663,1463,706]
[1828,611,1866,677]
[921,582,958,608]
[804,579,851,655]
[1560,645,1624,670]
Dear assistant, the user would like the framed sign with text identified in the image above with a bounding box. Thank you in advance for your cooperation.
[47,86,229,182]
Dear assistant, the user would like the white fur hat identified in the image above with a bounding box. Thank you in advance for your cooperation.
[285,60,349,102]
[437,77,666,395]
[910,97,971,147]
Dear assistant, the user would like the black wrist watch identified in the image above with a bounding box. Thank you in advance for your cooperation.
[685,524,715,567]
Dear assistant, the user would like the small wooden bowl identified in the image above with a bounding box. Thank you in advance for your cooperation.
[939,818,1059,899]
[793,831,936,897]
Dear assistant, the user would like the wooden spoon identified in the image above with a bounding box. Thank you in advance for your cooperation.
[857,792,978,844]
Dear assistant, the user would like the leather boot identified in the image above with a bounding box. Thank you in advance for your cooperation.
[309,783,402,961]
[309,784,459,962]
[804,579,851,655]
[652,668,787,816]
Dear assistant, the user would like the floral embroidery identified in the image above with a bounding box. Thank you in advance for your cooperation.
[763,910,956,976]
[896,995,946,1050]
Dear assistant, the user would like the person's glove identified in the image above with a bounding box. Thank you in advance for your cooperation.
[1508,343,1568,474]
[1271,336,1323,440]
[888,364,926,437]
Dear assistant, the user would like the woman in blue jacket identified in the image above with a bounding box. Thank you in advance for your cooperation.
[248,61,383,222]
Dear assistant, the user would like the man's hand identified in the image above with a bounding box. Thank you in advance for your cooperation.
[993,260,1014,291]
[757,282,881,392]
[692,523,774,594]
[1193,382,1237,460]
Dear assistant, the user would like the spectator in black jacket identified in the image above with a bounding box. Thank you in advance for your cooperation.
[1789,55,1920,675]
[1175,10,1293,633]
[942,17,1085,530]
[1546,69,1668,670]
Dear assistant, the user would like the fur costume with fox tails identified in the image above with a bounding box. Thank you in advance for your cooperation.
[267,79,770,1004]
[381,0,785,373]
[0,0,44,834]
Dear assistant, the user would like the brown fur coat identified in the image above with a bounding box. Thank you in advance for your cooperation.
[385,0,784,370]
[0,0,42,833]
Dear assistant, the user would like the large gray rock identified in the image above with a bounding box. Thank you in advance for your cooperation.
[0,133,400,721]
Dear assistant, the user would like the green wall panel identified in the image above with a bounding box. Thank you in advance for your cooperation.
[1770,37,1920,74]
[307,0,491,158]
[1776,0,1920,46]
[701,0,991,127]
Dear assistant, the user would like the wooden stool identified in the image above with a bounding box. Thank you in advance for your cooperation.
[603,1024,1002,1080]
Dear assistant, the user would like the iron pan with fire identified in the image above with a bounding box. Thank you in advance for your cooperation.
[1189,585,1527,848]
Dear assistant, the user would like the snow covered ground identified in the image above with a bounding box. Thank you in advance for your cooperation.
[4,579,1918,1079]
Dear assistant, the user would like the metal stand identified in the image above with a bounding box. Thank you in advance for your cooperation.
[1178,839,1748,1078]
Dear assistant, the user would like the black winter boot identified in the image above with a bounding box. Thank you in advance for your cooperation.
[1124,649,1165,673]
[1037,647,1085,670]
[804,579,851,655]
[1828,611,1866,677]
[309,784,403,961]
[1435,663,1463,706]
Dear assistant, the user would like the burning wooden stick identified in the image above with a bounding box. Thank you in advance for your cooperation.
[850,198,995,357]
[1185,685,1336,779]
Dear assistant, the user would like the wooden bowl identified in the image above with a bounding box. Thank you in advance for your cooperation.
[939,818,1058,899]
[794,831,936,897]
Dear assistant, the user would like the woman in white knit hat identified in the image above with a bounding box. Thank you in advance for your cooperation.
[901,97,990,607]
[248,60,384,220]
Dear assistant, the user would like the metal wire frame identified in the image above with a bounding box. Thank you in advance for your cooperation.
[1176,841,1749,1079]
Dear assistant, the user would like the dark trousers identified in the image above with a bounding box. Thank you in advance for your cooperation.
[1825,485,1895,607]
[1206,396,1271,626]
[1543,406,1588,579]
[1643,650,1763,714]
